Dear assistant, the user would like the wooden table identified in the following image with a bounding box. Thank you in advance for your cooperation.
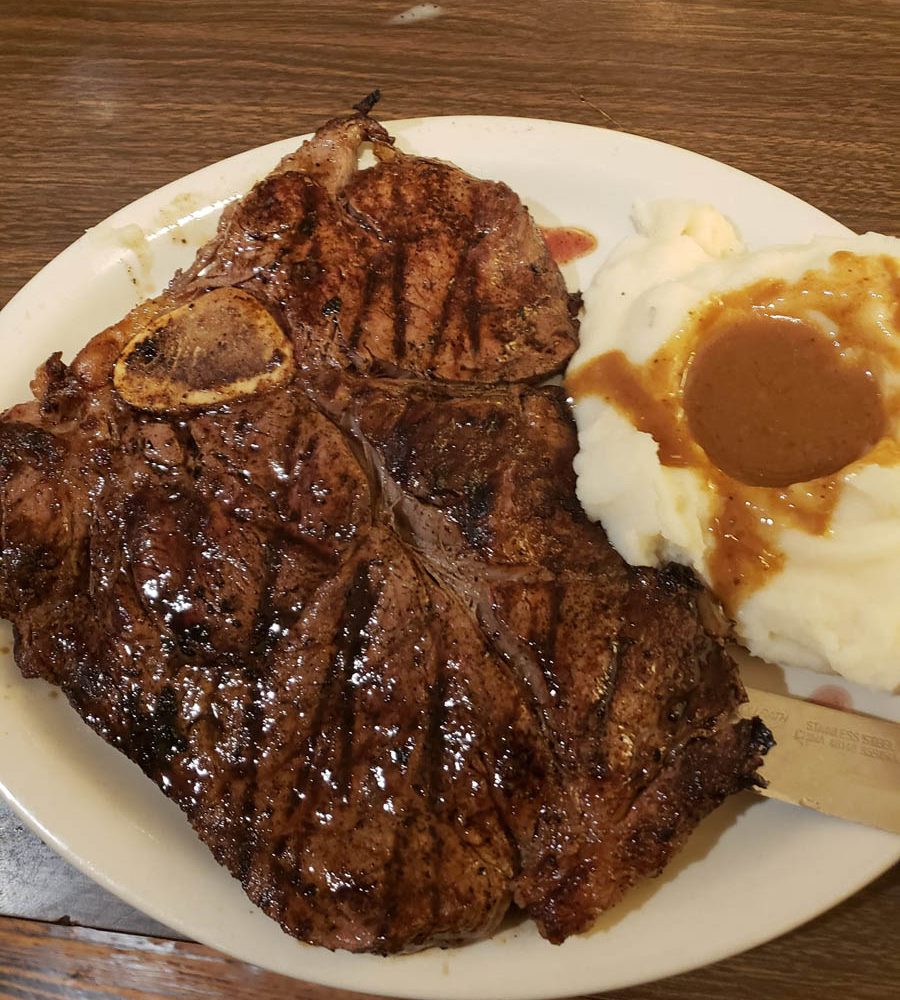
[1,1,898,997]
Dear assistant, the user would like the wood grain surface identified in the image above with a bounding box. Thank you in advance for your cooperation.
[0,1,898,998]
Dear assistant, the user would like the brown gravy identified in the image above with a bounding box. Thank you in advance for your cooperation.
[683,315,885,487]
[567,251,900,613]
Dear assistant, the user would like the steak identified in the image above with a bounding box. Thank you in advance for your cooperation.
[0,104,771,953]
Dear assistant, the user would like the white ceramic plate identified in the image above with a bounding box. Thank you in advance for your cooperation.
[0,117,897,1000]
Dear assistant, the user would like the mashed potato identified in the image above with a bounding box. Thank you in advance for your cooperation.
[566,200,900,691]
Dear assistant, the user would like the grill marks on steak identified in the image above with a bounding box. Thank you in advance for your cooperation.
[340,149,580,380]
[0,110,769,953]
[251,541,536,951]
[175,117,579,384]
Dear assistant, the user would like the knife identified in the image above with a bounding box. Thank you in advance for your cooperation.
[741,687,900,836]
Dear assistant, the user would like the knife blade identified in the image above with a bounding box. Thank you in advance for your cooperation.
[741,686,900,836]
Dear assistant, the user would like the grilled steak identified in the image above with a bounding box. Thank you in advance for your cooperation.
[0,105,771,953]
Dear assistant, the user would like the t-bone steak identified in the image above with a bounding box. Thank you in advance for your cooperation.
[0,103,771,954]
